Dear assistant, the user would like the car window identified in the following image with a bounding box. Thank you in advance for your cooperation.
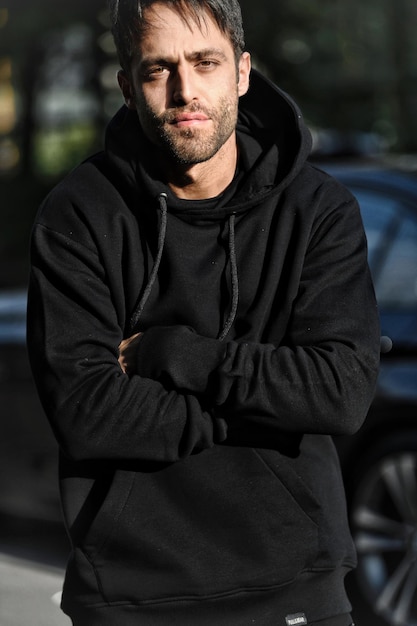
[351,187,417,309]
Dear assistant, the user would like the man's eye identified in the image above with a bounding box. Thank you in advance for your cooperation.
[145,66,168,79]
[198,60,217,69]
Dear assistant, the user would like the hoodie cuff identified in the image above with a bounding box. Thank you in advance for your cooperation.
[135,325,226,396]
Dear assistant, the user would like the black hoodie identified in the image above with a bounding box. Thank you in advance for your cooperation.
[27,71,380,625]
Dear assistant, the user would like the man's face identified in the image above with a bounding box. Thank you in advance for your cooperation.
[118,3,250,166]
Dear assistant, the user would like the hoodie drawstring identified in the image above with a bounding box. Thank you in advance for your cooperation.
[129,194,239,341]
[129,193,168,332]
[218,213,239,341]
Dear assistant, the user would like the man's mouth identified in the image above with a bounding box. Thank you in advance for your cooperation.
[170,112,210,127]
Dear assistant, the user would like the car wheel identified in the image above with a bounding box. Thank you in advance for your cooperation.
[350,435,417,626]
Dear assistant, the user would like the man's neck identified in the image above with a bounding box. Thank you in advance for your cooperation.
[164,134,238,200]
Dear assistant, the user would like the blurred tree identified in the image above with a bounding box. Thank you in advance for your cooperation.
[1,0,110,179]
[0,0,116,286]
[240,0,417,152]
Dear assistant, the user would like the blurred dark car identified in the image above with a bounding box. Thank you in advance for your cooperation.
[1,161,417,625]
[322,162,417,626]
[0,290,62,524]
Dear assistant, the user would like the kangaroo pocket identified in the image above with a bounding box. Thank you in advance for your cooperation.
[77,445,320,604]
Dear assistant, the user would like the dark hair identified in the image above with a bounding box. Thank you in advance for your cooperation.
[108,0,245,73]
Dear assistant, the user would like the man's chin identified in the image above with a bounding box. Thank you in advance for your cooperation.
[166,152,214,167]
[160,138,219,166]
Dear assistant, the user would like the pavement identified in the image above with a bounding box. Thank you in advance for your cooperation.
[0,346,73,624]
[0,514,71,626]
[0,553,70,626]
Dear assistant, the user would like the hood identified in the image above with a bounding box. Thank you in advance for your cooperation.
[104,69,312,217]
[104,70,312,339]
[237,69,312,202]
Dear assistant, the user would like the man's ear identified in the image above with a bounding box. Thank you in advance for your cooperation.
[237,52,251,97]
[117,70,136,110]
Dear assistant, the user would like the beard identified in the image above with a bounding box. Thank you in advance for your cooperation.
[137,95,239,165]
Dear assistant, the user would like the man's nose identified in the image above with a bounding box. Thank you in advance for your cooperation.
[171,66,196,105]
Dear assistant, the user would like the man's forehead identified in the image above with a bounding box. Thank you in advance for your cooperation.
[135,4,234,61]
[140,2,225,41]
[142,1,212,28]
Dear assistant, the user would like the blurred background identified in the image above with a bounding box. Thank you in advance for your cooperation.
[1,1,417,625]
[1,0,417,285]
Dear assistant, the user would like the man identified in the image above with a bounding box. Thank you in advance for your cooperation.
[27,1,380,624]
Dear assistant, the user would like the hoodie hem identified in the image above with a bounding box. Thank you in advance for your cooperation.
[62,567,353,626]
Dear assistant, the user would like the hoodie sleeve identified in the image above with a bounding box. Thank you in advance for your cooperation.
[27,216,227,466]
[134,190,380,438]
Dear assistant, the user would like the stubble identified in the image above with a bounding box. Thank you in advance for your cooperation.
[137,95,239,166]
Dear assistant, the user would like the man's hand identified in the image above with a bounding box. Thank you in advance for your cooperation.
[118,332,142,375]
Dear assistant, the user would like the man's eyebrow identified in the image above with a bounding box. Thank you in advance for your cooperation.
[138,47,229,69]
[186,48,229,62]
[138,56,169,71]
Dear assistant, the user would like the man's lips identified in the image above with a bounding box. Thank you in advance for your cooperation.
[170,112,210,127]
